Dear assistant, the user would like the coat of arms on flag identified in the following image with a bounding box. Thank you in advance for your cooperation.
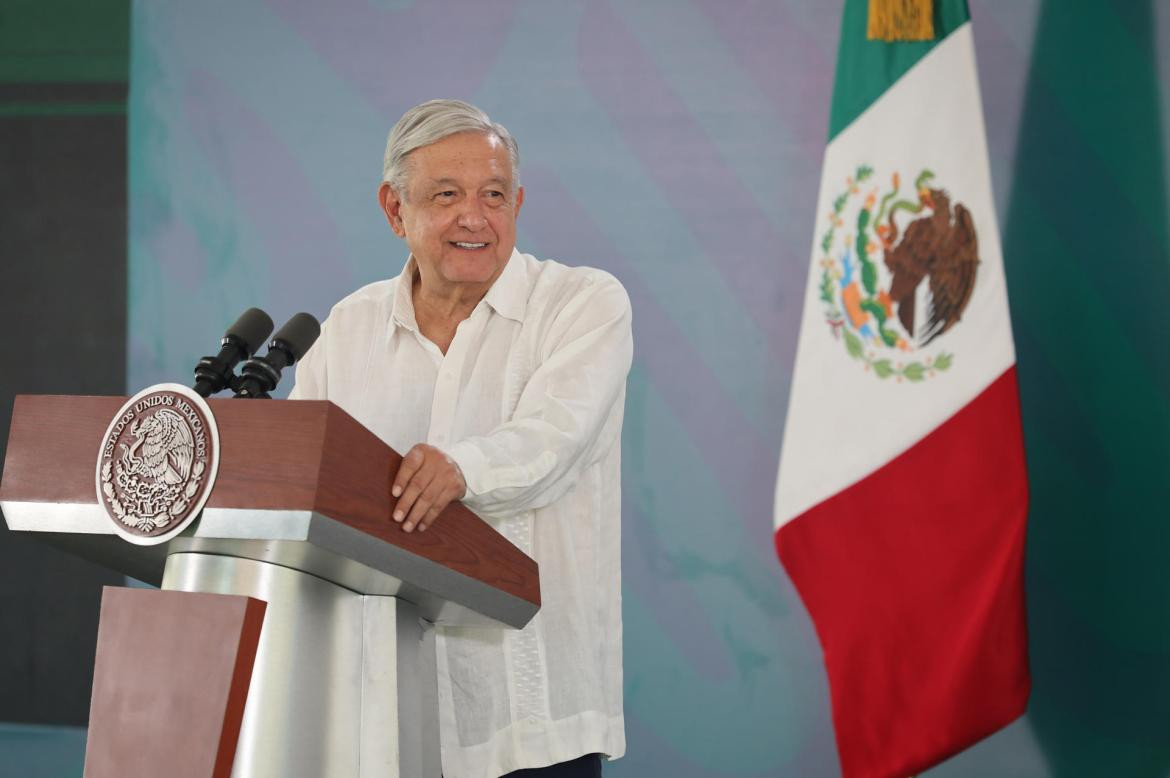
[819,165,980,381]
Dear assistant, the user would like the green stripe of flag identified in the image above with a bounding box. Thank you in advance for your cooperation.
[828,0,971,141]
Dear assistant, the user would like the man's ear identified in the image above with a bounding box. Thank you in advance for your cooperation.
[514,185,524,219]
[378,182,407,238]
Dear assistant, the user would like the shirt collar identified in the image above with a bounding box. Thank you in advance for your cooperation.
[481,248,527,323]
[389,256,421,332]
[389,248,528,331]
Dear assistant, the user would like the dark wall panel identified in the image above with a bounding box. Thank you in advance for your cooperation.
[0,108,127,725]
[0,0,130,727]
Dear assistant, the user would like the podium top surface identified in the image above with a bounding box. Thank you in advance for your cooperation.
[0,394,540,628]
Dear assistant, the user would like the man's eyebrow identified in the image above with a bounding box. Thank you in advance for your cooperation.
[427,176,510,187]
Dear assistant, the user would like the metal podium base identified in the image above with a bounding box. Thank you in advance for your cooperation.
[161,552,441,778]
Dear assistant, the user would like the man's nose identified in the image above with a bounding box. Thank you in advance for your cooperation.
[456,201,488,230]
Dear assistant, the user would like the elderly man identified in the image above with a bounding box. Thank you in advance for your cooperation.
[290,99,631,778]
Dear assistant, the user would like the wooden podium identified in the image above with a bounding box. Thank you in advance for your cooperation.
[0,395,541,778]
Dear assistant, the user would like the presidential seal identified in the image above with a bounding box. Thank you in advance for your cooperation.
[95,383,220,545]
[817,165,980,381]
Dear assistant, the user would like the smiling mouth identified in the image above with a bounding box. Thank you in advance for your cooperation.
[451,241,489,250]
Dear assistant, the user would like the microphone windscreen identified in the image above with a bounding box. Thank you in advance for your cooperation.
[271,313,321,362]
[226,307,275,357]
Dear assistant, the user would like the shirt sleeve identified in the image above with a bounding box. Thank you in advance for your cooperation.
[445,274,633,519]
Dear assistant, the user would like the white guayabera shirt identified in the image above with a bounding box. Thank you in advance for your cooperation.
[289,249,631,778]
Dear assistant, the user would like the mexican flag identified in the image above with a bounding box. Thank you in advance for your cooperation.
[773,2,1030,776]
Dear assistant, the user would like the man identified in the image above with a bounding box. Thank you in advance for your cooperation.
[290,99,631,778]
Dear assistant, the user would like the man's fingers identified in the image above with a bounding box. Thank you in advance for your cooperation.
[393,456,433,524]
[391,446,425,499]
[403,499,432,532]
[417,505,443,533]
[393,478,425,523]
[416,480,466,533]
[417,483,460,532]
[403,476,446,531]
[390,445,466,532]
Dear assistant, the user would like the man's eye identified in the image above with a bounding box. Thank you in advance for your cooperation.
[434,190,456,200]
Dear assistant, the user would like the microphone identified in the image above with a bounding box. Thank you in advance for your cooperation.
[233,313,321,399]
[193,308,275,397]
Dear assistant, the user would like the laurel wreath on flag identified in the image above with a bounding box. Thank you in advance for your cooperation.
[818,164,954,382]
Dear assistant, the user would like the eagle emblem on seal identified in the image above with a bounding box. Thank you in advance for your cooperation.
[121,409,195,486]
[96,384,219,544]
[817,166,980,381]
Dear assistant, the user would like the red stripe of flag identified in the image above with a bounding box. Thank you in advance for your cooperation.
[777,367,1030,778]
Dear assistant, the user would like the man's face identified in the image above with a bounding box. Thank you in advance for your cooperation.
[380,131,523,294]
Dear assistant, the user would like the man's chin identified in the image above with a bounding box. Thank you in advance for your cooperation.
[437,257,507,287]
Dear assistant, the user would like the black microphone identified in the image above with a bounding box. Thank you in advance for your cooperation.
[233,313,321,399]
[193,308,275,397]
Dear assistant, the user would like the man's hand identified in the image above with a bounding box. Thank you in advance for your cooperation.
[390,444,467,533]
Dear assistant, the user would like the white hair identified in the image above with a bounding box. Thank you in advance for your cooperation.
[381,99,520,198]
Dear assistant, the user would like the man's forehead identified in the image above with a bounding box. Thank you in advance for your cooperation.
[408,134,513,187]
[423,174,511,189]
[412,132,507,163]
